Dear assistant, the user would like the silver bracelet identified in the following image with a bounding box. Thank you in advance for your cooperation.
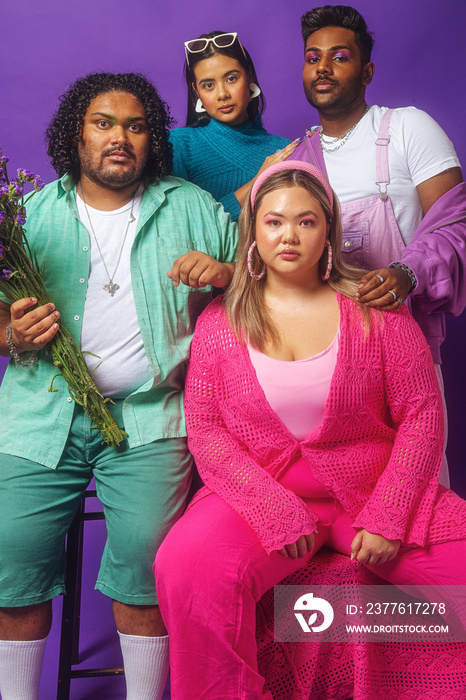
[5,324,38,368]
[388,262,417,291]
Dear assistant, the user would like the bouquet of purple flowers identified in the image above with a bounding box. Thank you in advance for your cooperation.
[0,149,126,446]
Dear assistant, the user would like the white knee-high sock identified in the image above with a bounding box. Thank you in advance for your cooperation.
[118,632,169,700]
[0,637,47,700]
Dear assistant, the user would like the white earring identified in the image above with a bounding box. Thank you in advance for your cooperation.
[195,98,206,113]
[249,83,261,101]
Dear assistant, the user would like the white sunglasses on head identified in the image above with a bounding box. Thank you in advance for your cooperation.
[184,32,247,67]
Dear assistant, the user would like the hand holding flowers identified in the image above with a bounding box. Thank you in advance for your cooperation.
[0,149,127,446]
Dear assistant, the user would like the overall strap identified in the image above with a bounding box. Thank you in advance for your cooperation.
[375,109,394,200]
[304,129,329,178]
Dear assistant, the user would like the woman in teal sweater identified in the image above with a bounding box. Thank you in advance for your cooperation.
[170,31,297,220]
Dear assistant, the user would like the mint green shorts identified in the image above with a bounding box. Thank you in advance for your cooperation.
[0,401,192,607]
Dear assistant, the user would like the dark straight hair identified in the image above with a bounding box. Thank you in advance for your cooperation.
[183,30,265,127]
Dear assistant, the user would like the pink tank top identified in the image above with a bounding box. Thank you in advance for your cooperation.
[248,330,339,441]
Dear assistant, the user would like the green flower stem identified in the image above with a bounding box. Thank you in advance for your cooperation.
[48,326,127,447]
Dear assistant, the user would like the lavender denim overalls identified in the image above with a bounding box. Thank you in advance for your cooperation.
[294,109,406,272]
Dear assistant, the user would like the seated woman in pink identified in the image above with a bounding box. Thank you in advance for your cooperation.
[155,161,466,700]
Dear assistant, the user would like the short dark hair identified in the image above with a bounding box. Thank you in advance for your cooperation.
[46,72,173,184]
[301,5,374,64]
[183,30,265,127]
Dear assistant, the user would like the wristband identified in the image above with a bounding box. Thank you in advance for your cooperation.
[6,324,38,368]
[388,262,417,291]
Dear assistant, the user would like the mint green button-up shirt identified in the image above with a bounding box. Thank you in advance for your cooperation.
[0,174,237,468]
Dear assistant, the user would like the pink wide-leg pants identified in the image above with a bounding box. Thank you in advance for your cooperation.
[155,486,466,700]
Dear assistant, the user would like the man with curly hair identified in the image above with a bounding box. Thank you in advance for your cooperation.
[0,72,236,700]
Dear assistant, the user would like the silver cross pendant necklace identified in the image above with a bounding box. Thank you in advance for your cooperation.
[79,183,137,296]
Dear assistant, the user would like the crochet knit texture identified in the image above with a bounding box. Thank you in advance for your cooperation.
[256,547,466,699]
[185,294,466,554]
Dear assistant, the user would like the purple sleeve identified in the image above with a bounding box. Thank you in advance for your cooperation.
[398,182,466,316]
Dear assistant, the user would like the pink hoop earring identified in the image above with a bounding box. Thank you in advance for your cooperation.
[247,241,266,280]
[321,240,333,280]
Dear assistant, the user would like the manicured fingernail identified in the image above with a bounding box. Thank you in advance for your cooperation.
[350,553,354,560]
[54,311,60,319]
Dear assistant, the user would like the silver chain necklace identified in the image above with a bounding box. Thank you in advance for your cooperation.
[319,105,371,153]
[79,184,137,296]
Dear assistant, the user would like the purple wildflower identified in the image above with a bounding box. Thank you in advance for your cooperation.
[0,156,9,164]
[0,211,5,225]
[17,169,44,191]
[16,215,26,226]
[0,269,13,279]
[33,176,44,191]
[8,182,23,199]
[17,168,36,183]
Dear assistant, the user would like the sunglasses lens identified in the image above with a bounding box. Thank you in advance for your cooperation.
[185,33,238,56]
[214,33,236,48]
[186,39,208,52]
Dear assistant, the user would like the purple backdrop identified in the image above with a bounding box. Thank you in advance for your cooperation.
[1,0,466,498]
[1,2,466,697]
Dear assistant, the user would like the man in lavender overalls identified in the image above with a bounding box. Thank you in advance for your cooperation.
[291,5,466,488]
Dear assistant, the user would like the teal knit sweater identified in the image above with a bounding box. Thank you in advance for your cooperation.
[169,119,290,221]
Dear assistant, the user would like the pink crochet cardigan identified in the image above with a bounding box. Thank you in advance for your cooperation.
[185,294,466,554]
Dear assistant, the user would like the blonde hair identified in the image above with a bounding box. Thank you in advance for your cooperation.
[225,169,369,350]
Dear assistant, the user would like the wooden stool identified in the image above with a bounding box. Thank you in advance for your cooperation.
[56,489,124,700]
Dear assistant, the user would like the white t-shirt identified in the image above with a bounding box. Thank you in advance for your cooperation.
[321,106,460,245]
[77,190,154,398]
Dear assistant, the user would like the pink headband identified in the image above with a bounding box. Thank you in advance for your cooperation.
[250,160,334,210]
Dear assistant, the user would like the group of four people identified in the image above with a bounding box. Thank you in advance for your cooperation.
[1,5,466,700]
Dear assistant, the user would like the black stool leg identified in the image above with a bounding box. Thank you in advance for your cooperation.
[57,497,85,700]
[57,491,124,699]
